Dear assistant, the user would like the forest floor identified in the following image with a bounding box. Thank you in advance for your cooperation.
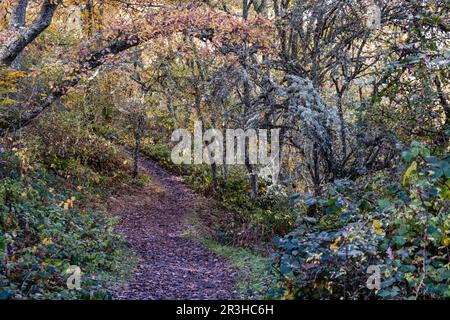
[109,156,238,300]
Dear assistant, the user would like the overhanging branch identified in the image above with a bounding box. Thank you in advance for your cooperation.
[0,35,141,137]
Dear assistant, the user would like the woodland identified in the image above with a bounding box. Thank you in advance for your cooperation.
[0,0,449,300]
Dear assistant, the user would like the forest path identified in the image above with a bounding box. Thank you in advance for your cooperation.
[111,156,237,300]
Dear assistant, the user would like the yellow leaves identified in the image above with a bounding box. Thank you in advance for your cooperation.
[374,228,383,235]
[373,219,382,229]
[373,219,383,235]
[441,237,450,247]
[330,239,340,250]
[0,69,25,86]
[282,290,295,300]
[62,196,76,210]
[42,238,53,246]
[0,68,25,106]
[403,161,417,187]
[11,147,31,172]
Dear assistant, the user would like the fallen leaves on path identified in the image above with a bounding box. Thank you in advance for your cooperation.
[110,158,237,300]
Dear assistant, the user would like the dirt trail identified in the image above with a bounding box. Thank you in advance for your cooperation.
[111,157,237,300]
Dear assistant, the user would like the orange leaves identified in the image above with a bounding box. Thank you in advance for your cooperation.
[141,5,276,54]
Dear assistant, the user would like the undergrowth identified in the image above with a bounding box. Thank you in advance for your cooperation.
[0,145,137,299]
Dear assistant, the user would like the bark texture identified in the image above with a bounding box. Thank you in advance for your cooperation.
[0,0,60,66]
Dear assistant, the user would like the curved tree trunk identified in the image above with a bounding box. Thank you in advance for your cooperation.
[0,0,60,66]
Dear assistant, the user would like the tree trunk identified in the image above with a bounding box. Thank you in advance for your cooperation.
[245,138,258,202]
[8,0,29,69]
[211,162,219,194]
[0,0,60,66]
[246,160,258,201]
[9,0,29,30]
[222,136,228,188]
[337,93,347,169]
[133,132,141,178]
[242,0,249,20]
[312,143,321,197]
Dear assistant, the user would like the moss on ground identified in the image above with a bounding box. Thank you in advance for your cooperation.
[199,238,272,299]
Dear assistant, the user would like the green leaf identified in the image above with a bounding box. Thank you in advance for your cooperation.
[403,161,417,187]
[402,151,413,162]
[377,198,393,210]
[393,236,407,246]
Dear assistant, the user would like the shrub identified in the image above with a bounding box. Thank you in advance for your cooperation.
[270,143,450,300]
[26,113,131,185]
[0,151,133,299]
[141,142,184,174]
